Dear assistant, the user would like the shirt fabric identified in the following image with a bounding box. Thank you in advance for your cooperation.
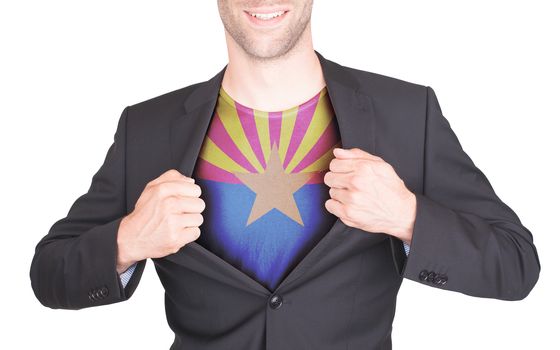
[191,85,343,292]
[119,87,411,289]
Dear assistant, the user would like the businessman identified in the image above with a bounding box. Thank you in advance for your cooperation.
[30,1,541,349]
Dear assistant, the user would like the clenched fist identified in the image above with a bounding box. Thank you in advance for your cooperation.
[324,147,416,245]
[116,169,205,273]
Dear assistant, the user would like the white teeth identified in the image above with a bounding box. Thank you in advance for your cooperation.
[249,11,285,20]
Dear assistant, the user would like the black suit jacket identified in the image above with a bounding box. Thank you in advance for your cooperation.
[30,50,541,349]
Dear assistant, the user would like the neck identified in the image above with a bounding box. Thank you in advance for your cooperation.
[221,33,326,112]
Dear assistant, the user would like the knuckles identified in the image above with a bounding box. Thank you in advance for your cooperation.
[355,161,371,174]
[347,190,360,204]
[161,196,177,212]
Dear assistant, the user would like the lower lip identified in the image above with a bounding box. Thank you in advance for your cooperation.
[244,10,289,27]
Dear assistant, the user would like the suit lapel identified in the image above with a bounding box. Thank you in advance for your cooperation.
[168,50,378,293]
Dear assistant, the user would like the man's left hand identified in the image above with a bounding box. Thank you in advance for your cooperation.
[323,147,416,245]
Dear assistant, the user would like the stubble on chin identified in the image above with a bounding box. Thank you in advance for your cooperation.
[218,1,313,63]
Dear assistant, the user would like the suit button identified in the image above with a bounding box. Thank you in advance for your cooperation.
[269,295,283,310]
[440,275,448,285]
[100,286,109,297]
[434,274,442,284]
[419,270,429,281]
[427,271,436,283]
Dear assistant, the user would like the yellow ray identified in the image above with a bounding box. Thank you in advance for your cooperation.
[199,137,250,173]
[285,95,334,173]
[254,110,271,168]
[278,107,298,165]
[300,142,342,173]
[216,99,265,173]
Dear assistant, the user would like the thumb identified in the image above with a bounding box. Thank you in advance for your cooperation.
[333,147,356,158]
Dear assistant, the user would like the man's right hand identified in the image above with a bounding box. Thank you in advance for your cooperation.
[116,169,205,274]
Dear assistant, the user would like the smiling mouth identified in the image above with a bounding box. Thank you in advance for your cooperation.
[243,9,289,26]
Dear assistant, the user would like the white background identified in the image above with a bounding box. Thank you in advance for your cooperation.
[2,1,558,349]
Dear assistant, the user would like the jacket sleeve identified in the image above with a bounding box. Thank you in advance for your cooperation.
[29,106,147,310]
[395,86,540,301]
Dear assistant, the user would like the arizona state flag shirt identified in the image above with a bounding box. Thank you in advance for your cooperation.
[192,85,342,291]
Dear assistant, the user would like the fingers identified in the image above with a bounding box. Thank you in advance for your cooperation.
[325,198,346,219]
[328,187,353,205]
[170,212,204,228]
[324,170,354,189]
[167,213,204,251]
[167,225,201,251]
[329,156,387,173]
[164,196,205,214]
[333,147,382,161]
[178,226,201,245]
[329,158,356,173]
[149,169,195,187]
[328,155,395,184]
[152,181,202,200]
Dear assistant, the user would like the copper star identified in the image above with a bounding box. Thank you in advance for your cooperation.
[232,142,313,226]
